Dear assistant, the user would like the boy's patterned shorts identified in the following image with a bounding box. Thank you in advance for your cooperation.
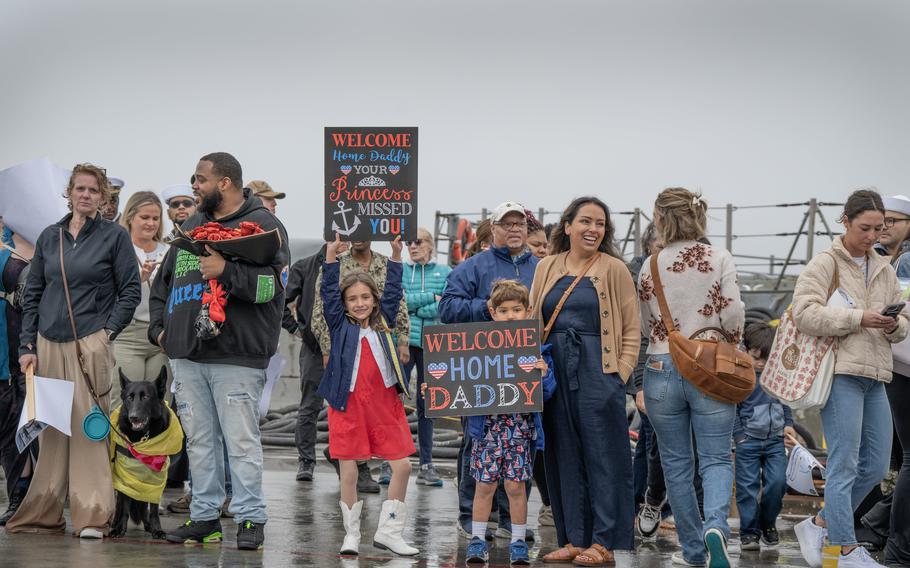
[469,413,534,483]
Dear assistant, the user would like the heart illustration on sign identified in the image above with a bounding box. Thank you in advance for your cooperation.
[388,165,400,175]
[340,165,352,175]
[427,362,448,380]
[517,356,538,373]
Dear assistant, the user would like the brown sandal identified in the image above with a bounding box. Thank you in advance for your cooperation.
[573,544,615,566]
[542,544,584,563]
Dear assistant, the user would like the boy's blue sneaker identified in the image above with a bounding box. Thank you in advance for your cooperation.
[466,537,489,563]
[510,539,530,565]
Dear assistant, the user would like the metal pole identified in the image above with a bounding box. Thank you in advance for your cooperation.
[538,207,545,226]
[774,211,809,291]
[806,198,817,260]
[433,211,443,260]
[726,203,734,252]
[633,208,642,257]
[481,208,488,221]
[769,254,775,275]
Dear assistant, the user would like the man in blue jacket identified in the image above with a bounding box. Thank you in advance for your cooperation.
[439,201,539,540]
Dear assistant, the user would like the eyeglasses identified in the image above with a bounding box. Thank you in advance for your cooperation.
[169,199,195,209]
[406,239,424,247]
[494,221,528,231]
[884,216,910,228]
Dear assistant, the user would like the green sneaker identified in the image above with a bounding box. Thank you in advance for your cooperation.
[165,519,223,544]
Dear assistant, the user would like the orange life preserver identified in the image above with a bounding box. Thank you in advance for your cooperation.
[449,217,475,265]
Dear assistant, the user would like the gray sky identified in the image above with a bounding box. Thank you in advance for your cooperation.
[2,0,909,267]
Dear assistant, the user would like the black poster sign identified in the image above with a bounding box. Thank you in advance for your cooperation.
[324,126,418,241]
[422,320,543,418]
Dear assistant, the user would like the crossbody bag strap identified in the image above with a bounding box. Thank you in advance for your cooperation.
[649,253,678,334]
[58,228,110,404]
[824,250,840,298]
[541,254,599,343]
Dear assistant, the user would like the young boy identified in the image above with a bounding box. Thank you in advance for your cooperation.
[465,280,556,565]
[734,321,797,551]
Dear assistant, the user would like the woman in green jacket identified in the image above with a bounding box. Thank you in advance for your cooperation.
[402,228,450,486]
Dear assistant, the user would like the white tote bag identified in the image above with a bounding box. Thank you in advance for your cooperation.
[761,255,841,410]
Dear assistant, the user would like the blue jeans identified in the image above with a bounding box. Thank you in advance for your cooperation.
[403,346,434,465]
[735,436,787,537]
[644,354,735,564]
[819,374,892,545]
[173,359,267,524]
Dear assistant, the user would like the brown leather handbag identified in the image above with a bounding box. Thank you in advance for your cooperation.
[649,255,755,404]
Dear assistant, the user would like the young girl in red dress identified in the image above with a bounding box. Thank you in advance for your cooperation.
[316,234,417,557]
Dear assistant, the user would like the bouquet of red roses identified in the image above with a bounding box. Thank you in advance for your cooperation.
[174,221,272,339]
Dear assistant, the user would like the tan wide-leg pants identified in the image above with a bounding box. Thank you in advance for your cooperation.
[6,330,115,535]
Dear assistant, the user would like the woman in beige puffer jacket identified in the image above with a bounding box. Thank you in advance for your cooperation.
[792,189,908,568]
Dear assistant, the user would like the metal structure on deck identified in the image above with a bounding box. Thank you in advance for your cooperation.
[433,199,844,309]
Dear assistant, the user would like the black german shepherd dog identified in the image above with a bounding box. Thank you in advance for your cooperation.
[110,367,170,539]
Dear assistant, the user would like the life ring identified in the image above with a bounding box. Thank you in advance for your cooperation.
[449,217,475,263]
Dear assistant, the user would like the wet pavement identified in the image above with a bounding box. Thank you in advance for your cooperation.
[0,444,867,567]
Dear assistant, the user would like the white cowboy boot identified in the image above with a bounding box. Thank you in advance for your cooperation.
[339,500,363,555]
[373,499,419,556]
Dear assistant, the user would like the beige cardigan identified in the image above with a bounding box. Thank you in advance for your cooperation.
[529,252,641,382]
[793,236,909,382]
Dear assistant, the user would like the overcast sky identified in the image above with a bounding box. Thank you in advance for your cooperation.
[2,0,909,267]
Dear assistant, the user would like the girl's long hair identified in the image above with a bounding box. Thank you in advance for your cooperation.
[339,270,390,332]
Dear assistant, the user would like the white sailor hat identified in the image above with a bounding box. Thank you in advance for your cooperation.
[161,184,195,203]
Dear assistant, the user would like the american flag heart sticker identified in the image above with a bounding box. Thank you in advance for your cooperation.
[517,355,538,373]
[340,165,352,175]
[427,362,448,380]
[388,165,400,175]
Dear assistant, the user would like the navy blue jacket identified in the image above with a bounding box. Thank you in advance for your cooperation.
[466,344,557,451]
[438,246,538,324]
[734,372,794,442]
[316,259,408,411]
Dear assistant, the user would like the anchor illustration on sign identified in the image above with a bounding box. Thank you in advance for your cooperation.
[331,201,361,236]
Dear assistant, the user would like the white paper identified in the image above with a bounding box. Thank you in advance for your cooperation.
[16,375,75,451]
[0,157,71,245]
[259,353,286,416]
[786,443,826,496]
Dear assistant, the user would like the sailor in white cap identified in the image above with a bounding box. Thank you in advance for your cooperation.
[876,194,910,263]
[161,184,197,240]
[102,177,125,221]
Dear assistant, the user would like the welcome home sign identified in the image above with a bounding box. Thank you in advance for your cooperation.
[422,320,543,418]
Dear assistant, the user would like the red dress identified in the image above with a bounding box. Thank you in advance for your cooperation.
[328,336,416,460]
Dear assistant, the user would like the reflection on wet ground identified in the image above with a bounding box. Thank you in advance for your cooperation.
[0,446,867,567]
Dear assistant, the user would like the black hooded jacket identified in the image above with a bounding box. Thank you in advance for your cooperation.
[148,190,290,369]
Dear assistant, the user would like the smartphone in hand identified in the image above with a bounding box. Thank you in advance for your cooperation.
[881,302,905,318]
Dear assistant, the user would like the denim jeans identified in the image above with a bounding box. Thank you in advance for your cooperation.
[735,435,787,537]
[644,354,735,564]
[402,346,434,465]
[818,374,892,546]
[173,359,267,524]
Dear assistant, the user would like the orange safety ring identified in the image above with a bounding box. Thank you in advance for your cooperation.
[449,217,475,264]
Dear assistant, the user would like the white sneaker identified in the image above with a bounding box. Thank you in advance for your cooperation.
[794,517,827,568]
[638,497,665,539]
[838,546,886,568]
[671,551,706,566]
[79,528,104,539]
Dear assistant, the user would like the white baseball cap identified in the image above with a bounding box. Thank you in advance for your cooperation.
[491,201,527,223]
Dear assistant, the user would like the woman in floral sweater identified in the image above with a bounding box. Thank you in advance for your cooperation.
[637,187,744,568]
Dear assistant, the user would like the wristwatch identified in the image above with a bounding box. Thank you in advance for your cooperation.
[106,329,115,341]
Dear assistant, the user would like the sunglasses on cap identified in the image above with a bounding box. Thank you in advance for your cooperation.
[168,199,195,209]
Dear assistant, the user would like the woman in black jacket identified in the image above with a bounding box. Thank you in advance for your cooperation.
[6,163,141,538]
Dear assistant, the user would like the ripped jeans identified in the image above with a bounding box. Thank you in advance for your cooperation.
[172,359,267,524]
